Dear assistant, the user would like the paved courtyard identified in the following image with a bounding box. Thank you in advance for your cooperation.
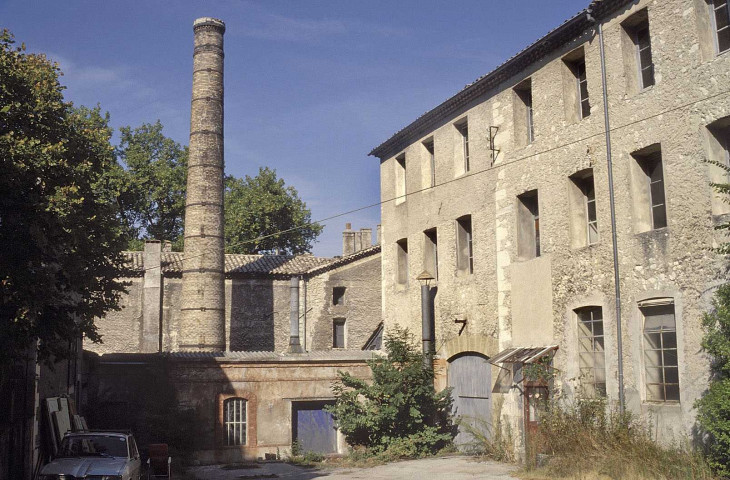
[186,456,517,480]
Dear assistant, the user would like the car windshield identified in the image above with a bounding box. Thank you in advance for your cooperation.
[57,435,128,458]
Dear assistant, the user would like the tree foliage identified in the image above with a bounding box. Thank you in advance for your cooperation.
[224,167,322,254]
[0,30,127,364]
[696,284,730,477]
[115,121,188,250]
[325,326,454,457]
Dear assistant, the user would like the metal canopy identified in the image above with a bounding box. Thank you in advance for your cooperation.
[488,345,559,365]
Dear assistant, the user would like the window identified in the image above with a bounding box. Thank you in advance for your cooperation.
[622,10,654,91]
[396,238,408,284]
[517,191,540,259]
[563,49,590,121]
[641,301,679,402]
[423,139,435,188]
[570,170,598,246]
[711,0,730,54]
[424,228,438,279]
[636,149,667,229]
[332,287,345,306]
[456,120,470,173]
[395,154,406,204]
[224,397,247,446]
[333,318,346,348]
[707,118,730,214]
[513,78,534,146]
[576,307,606,396]
[456,216,473,274]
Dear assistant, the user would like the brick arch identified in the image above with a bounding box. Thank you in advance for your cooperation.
[216,390,258,449]
[439,334,499,361]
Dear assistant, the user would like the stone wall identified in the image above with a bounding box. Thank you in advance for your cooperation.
[305,252,382,351]
[84,352,374,462]
[376,0,729,445]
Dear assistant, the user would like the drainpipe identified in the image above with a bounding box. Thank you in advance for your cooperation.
[288,276,303,353]
[594,13,626,413]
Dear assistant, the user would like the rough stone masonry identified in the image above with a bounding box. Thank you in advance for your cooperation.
[179,17,227,351]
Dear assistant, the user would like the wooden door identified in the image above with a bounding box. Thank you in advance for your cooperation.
[448,353,492,446]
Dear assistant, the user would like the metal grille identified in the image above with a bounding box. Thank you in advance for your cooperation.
[224,398,247,446]
[577,306,606,396]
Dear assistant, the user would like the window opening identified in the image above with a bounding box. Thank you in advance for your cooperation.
[576,307,606,396]
[575,58,590,119]
[641,302,679,402]
[635,21,655,88]
[712,0,730,53]
[332,287,345,306]
[395,154,406,204]
[642,151,667,229]
[518,191,540,259]
[582,176,598,245]
[424,228,438,279]
[456,216,473,274]
[457,121,470,172]
[333,318,346,348]
[224,398,247,446]
[396,238,408,284]
[424,139,435,188]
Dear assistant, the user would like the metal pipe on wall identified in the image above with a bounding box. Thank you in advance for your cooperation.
[421,283,434,369]
[596,16,626,413]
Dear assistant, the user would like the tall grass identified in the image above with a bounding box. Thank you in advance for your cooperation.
[524,398,714,480]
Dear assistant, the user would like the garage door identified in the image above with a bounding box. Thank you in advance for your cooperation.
[448,353,492,446]
[292,401,337,454]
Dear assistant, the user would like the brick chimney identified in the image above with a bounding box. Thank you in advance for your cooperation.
[179,17,226,351]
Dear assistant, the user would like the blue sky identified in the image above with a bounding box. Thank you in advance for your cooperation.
[2,0,588,257]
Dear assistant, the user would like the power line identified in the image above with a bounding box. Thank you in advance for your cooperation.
[134,87,730,273]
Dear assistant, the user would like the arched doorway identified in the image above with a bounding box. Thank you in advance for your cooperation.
[448,352,492,446]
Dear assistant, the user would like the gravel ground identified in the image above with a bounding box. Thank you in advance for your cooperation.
[186,456,517,480]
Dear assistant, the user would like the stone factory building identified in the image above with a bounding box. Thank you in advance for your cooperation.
[370,0,730,446]
[80,16,383,463]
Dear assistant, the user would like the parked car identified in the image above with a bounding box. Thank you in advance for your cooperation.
[39,431,142,480]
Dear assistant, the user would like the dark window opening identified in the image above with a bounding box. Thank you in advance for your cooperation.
[424,228,438,279]
[456,216,473,274]
[397,238,408,284]
[333,318,346,348]
[332,287,346,306]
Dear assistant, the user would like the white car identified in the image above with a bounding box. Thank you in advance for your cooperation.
[39,431,142,480]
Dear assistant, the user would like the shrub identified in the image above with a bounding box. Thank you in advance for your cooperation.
[325,325,454,458]
[526,396,713,479]
[696,283,730,477]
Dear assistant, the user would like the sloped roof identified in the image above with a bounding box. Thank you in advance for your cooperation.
[98,349,379,364]
[122,246,380,278]
[369,0,631,160]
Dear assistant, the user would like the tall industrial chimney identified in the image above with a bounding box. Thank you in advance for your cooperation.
[179,17,226,351]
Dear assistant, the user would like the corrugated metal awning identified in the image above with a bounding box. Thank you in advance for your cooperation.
[489,345,559,365]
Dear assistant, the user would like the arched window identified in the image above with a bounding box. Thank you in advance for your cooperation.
[223,397,247,446]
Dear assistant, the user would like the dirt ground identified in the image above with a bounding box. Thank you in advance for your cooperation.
[186,455,517,480]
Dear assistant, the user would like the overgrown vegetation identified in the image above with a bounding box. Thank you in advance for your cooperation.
[522,397,714,480]
[456,397,516,462]
[325,326,454,460]
[695,283,730,477]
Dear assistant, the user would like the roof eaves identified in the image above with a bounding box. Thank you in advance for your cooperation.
[305,244,381,277]
[368,1,629,160]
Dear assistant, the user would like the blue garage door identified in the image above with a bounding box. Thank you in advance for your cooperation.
[448,353,492,446]
[292,401,337,454]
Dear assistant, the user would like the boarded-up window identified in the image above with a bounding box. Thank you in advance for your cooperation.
[333,318,346,348]
[224,398,247,446]
[641,301,679,402]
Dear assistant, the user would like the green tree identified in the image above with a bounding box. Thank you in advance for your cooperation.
[224,167,322,254]
[696,283,730,476]
[325,326,454,457]
[0,31,127,364]
[115,121,188,250]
